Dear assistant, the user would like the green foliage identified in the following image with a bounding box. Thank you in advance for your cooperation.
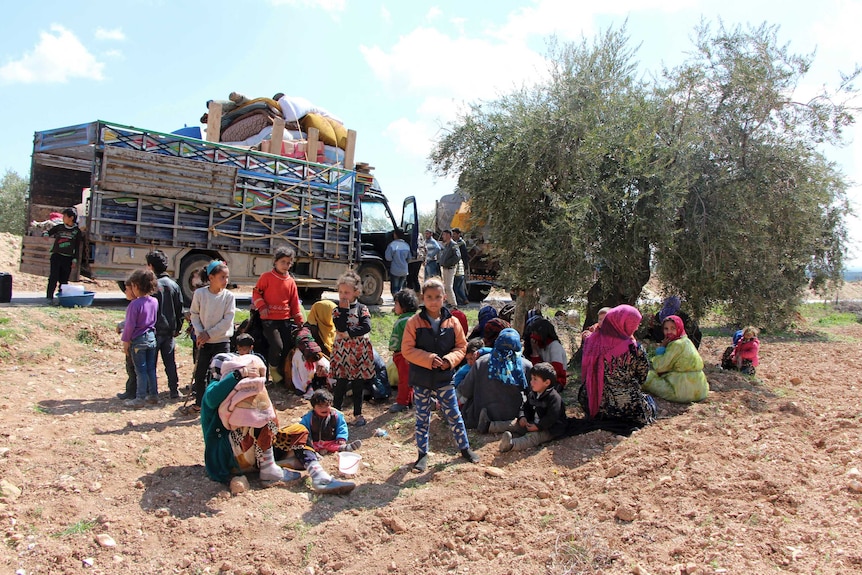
[0,170,28,235]
[53,519,96,537]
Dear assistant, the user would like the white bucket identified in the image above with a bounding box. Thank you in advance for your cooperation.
[337,451,362,476]
[60,284,85,296]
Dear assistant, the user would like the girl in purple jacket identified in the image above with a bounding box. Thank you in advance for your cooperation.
[121,269,159,408]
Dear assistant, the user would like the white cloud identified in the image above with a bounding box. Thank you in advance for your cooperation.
[381,5,391,25]
[103,49,124,59]
[268,0,346,12]
[0,24,104,84]
[426,6,442,21]
[95,27,125,41]
[384,118,438,159]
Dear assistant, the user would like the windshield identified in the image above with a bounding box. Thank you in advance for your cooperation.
[361,199,395,233]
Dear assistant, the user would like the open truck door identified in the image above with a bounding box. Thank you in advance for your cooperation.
[401,196,418,255]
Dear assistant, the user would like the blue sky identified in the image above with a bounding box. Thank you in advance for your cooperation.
[1,0,860,266]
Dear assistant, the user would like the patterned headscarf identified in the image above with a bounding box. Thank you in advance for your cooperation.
[662,315,686,343]
[488,328,528,389]
[482,318,510,348]
[306,300,336,356]
[658,296,681,322]
[581,305,642,418]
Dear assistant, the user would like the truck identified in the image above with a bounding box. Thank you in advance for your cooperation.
[20,120,417,305]
[434,189,500,302]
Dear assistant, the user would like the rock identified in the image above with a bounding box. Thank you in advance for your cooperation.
[537,490,552,499]
[562,497,579,510]
[606,464,624,478]
[220,560,234,572]
[0,448,10,457]
[304,567,315,575]
[632,565,651,575]
[134,480,145,489]
[848,467,860,478]
[778,401,804,416]
[258,563,274,575]
[789,377,802,385]
[126,420,138,427]
[484,466,505,478]
[94,533,116,548]
[0,479,21,500]
[154,508,170,518]
[383,516,408,533]
[230,475,250,495]
[82,557,94,567]
[468,505,488,521]
[849,480,862,493]
[89,482,102,492]
[388,562,398,571]
[512,545,526,555]
[683,563,701,574]
[615,504,637,522]
[179,557,192,568]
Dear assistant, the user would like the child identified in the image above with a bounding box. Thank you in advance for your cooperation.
[453,337,487,406]
[721,326,760,375]
[187,260,236,415]
[146,250,184,399]
[115,283,137,400]
[121,269,159,409]
[299,389,362,454]
[290,326,330,399]
[44,207,82,300]
[582,307,611,340]
[330,270,374,427]
[486,362,568,453]
[401,277,479,472]
[389,288,419,413]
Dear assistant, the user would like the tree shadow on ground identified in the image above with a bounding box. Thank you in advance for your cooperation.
[38,395,190,416]
[138,464,224,520]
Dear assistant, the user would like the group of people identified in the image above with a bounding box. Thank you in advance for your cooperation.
[388,227,471,308]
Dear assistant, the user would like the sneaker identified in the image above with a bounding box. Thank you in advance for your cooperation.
[461,448,480,463]
[116,392,133,400]
[339,440,362,452]
[169,390,182,400]
[388,403,409,413]
[124,398,146,409]
[353,415,367,427]
[477,408,491,434]
[499,431,514,453]
[412,452,428,473]
[310,476,355,495]
[146,395,159,405]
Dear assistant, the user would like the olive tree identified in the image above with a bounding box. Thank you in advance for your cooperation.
[0,170,28,235]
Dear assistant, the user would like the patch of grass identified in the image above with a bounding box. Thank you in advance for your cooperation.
[75,328,96,344]
[540,513,554,527]
[31,404,48,415]
[136,446,150,467]
[53,518,96,538]
[301,542,314,567]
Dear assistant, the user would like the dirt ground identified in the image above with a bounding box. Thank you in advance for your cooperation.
[1,234,862,575]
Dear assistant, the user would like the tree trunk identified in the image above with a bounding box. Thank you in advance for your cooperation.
[512,288,539,336]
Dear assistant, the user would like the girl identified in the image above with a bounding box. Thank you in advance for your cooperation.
[121,269,159,409]
[388,288,419,413]
[643,315,709,403]
[252,247,305,384]
[187,260,236,414]
[401,277,479,472]
[721,326,760,375]
[330,271,374,427]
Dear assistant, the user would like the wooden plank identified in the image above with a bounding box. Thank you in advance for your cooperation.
[306,127,319,163]
[344,129,357,170]
[206,102,223,142]
[19,236,54,277]
[271,117,285,157]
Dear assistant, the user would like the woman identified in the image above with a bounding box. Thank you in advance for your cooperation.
[525,318,568,389]
[578,305,656,426]
[468,305,498,340]
[647,296,702,349]
[305,299,337,358]
[643,315,709,403]
[459,328,531,430]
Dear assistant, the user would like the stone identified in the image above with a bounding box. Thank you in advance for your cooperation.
[849,480,862,493]
[82,557,94,567]
[383,516,408,533]
[0,480,21,501]
[154,508,170,518]
[230,475,250,495]
[484,466,505,478]
[468,505,488,521]
[615,504,637,522]
[606,464,625,478]
[632,565,651,575]
[847,467,860,478]
[789,377,802,385]
[94,533,116,548]
[258,563,274,575]
[537,490,552,500]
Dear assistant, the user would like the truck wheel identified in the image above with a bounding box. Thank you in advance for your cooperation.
[467,285,491,302]
[299,288,325,304]
[179,255,212,304]
[357,264,384,306]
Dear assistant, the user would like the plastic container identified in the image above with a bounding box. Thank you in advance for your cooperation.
[59,284,85,296]
[337,451,362,476]
[57,291,96,308]
[374,428,388,437]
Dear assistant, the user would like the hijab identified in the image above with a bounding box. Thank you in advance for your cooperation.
[476,306,497,334]
[662,315,686,343]
[658,296,681,322]
[487,328,528,389]
[581,305,642,418]
[306,300,336,356]
[482,317,510,348]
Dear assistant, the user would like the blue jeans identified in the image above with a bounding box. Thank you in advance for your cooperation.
[130,331,158,400]
[390,275,407,295]
[454,275,469,305]
[424,261,440,280]
[156,333,179,393]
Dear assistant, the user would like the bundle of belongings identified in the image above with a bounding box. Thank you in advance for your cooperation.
[200,91,348,164]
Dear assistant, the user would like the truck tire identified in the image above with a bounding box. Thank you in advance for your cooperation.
[467,284,492,303]
[179,254,212,305]
[357,264,384,306]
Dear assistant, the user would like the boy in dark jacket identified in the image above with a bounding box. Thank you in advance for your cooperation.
[401,278,479,472]
[146,250,184,399]
[484,362,567,453]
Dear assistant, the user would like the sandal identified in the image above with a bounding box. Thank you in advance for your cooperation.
[179,404,201,416]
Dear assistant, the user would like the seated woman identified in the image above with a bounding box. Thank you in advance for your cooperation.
[525,318,568,389]
[468,305,498,340]
[459,328,531,430]
[721,326,760,375]
[643,315,709,403]
[201,354,353,494]
[647,296,702,349]
[578,305,656,427]
[289,299,336,397]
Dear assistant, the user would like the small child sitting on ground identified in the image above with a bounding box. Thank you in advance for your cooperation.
[721,326,760,375]
[299,389,362,454]
[453,337,488,405]
[479,362,568,453]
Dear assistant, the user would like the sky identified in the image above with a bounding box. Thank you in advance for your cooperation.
[1,0,860,267]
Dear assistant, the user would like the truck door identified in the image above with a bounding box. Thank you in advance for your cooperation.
[401,196,418,255]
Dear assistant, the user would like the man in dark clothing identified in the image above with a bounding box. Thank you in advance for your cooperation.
[146,250,185,399]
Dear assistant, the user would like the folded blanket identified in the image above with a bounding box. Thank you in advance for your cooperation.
[218,355,274,430]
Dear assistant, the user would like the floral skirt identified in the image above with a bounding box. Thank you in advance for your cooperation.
[331,336,375,380]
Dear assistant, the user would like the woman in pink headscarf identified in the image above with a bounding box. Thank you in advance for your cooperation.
[643,315,708,403]
[578,305,656,426]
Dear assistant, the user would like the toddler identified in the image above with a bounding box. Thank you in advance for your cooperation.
[299,389,362,454]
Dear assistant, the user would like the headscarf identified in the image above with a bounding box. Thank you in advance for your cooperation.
[487,328,528,389]
[658,296,681,322]
[732,329,744,346]
[482,318,510,348]
[476,306,497,335]
[662,315,686,343]
[581,305,642,418]
[529,318,559,348]
[306,300,336,356]
[450,307,468,336]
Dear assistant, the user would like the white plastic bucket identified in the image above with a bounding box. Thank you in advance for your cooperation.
[60,283,85,296]
[337,451,362,476]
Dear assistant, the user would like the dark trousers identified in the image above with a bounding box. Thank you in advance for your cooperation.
[262,319,294,375]
[332,378,366,416]
[407,261,422,291]
[454,274,469,305]
[156,333,179,393]
[47,253,73,298]
[193,342,230,406]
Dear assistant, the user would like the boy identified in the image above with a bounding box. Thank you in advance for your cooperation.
[146,250,184,399]
[44,207,82,300]
[401,278,478,472]
[481,362,568,453]
[299,389,362,454]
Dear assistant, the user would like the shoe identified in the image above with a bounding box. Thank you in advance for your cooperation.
[124,398,146,409]
[389,403,409,413]
[179,404,201,416]
[338,440,362,452]
[301,389,314,400]
[169,390,182,400]
[146,396,159,405]
[412,452,428,473]
[311,476,355,495]
[353,415,367,427]
[461,448,480,463]
[477,408,491,434]
[261,468,302,488]
[499,431,514,453]
[116,392,133,400]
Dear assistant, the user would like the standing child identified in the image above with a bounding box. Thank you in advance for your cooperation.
[187,260,236,415]
[299,389,362,454]
[721,326,760,375]
[401,277,479,472]
[388,288,419,413]
[116,283,137,400]
[44,207,82,300]
[121,269,159,408]
[146,250,184,399]
[330,271,374,427]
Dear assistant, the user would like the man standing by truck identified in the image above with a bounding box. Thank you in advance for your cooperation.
[423,229,441,280]
[385,228,411,295]
[452,228,470,306]
[438,229,461,307]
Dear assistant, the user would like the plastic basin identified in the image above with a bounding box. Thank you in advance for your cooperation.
[57,291,96,308]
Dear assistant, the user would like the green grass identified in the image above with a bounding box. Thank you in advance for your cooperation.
[368,308,479,351]
[53,519,96,538]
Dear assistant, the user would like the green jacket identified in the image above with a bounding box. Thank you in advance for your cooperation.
[643,336,708,403]
[201,371,242,483]
[388,311,415,353]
